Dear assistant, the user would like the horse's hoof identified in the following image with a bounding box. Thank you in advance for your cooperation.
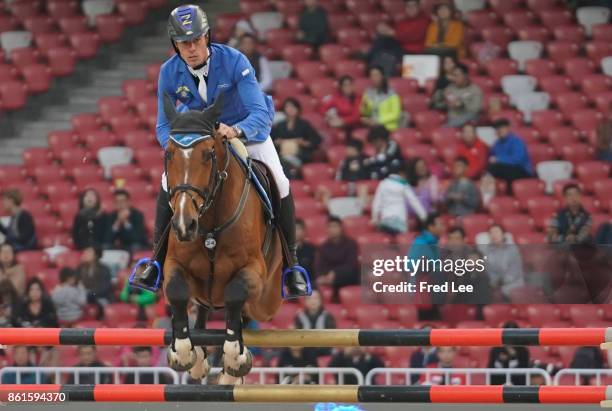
[222,349,253,378]
[167,338,196,371]
[217,371,244,385]
[188,346,210,380]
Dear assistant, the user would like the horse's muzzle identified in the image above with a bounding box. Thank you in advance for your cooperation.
[172,215,198,242]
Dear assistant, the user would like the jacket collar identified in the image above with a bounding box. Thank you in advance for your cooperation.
[177,45,221,105]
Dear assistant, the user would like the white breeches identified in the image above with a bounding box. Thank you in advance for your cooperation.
[161,137,290,198]
[246,137,290,198]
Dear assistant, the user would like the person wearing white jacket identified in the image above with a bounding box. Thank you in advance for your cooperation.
[371,164,428,234]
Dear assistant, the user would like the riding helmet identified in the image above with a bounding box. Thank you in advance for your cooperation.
[167,4,210,46]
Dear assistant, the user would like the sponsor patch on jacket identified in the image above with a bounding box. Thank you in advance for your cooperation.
[241,68,250,77]
[176,85,192,100]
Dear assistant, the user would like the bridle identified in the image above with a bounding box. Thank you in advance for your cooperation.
[166,137,231,219]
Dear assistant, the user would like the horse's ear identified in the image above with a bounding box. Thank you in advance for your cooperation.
[162,93,178,123]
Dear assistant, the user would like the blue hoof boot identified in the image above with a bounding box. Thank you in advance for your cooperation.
[129,258,162,293]
[281,265,312,299]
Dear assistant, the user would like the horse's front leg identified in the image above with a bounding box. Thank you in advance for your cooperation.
[218,272,254,385]
[164,267,196,371]
[188,303,211,381]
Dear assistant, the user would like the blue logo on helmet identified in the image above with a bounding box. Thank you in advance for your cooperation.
[176,6,195,30]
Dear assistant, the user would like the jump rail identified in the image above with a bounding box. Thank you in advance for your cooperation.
[0,327,610,347]
[0,384,610,403]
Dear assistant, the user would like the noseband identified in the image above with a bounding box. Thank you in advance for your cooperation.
[166,139,231,218]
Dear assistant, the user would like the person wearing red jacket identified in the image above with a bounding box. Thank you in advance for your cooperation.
[456,123,488,179]
[320,75,362,132]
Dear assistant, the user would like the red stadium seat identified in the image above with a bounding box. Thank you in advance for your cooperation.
[512,179,546,202]
[503,10,535,31]
[539,9,574,28]
[581,74,612,95]
[527,0,562,12]
[308,78,336,99]
[47,47,77,76]
[294,197,325,219]
[23,147,52,171]
[98,96,128,122]
[95,14,125,43]
[576,161,610,184]
[517,26,551,43]
[17,250,49,276]
[525,196,559,229]
[460,214,493,240]
[547,41,580,67]
[7,1,42,20]
[547,127,580,150]
[538,75,573,95]
[470,76,496,93]
[388,77,419,95]
[524,59,557,79]
[555,93,588,120]
[531,110,564,134]
[336,27,369,50]
[553,25,585,43]
[69,32,100,59]
[568,305,603,327]
[487,197,519,219]
[413,111,446,132]
[10,48,40,68]
[81,130,119,153]
[331,59,366,78]
[0,165,25,184]
[124,130,156,151]
[47,1,79,19]
[569,110,603,136]
[466,10,499,29]
[302,163,334,185]
[0,64,18,82]
[483,305,515,327]
[57,147,91,168]
[70,165,105,187]
[402,144,438,163]
[586,41,612,64]
[34,32,67,54]
[560,143,595,165]
[71,113,101,134]
[489,0,521,13]
[280,44,313,64]
[526,305,560,327]
[346,0,378,13]
[33,165,65,185]
[0,14,19,32]
[104,303,138,323]
[123,79,153,105]
[481,27,514,46]
[485,58,519,83]
[563,57,595,84]
[402,94,431,115]
[21,63,52,94]
[0,81,28,111]
[43,181,77,203]
[58,16,88,34]
[592,23,612,41]
[117,2,147,26]
[295,61,329,82]
[318,44,350,66]
[36,216,63,237]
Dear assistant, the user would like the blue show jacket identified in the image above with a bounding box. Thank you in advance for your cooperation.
[156,43,275,149]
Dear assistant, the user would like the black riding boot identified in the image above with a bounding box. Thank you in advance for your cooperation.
[130,185,172,292]
[278,192,312,299]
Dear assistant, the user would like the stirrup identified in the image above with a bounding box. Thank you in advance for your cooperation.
[129,258,162,292]
[281,265,313,299]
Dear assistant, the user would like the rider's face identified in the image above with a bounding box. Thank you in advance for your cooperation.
[176,35,208,68]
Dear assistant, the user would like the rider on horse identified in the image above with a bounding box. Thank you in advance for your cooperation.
[131,4,310,299]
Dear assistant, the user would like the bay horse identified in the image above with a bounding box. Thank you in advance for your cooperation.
[161,95,283,384]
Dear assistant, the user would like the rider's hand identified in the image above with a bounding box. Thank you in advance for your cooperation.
[217,123,239,139]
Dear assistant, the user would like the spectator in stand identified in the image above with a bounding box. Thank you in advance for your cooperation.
[479,172,497,208]
[363,125,404,180]
[315,216,359,302]
[276,347,320,384]
[72,188,106,250]
[449,249,492,305]
[321,75,362,135]
[406,158,441,213]
[336,140,368,182]
[367,0,430,68]
[0,188,36,251]
[595,101,612,162]
[488,321,530,385]
[271,98,322,175]
[432,63,482,127]
[445,157,480,217]
[0,280,19,327]
[457,123,489,179]
[0,243,25,296]
[479,225,525,302]
[444,226,469,261]
[0,346,36,384]
[547,183,592,245]
[569,346,607,385]
[238,33,273,93]
[67,346,111,384]
[329,346,385,385]
[424,3,465,58]
[15,277,58,328]
[294,289,336,330]
[408,213,445,264]
[371,161,428,234]
[51,268,87,324]
[227,19,255,49]
[124,346,173,384]
[104,189,147,252]
[296,219,316,279]
[431,55,458,103]
[297,0,329,48]
[409,325,439,384]
[360,66,403,131]
[120,275,156,321]
[77,246,113,308]
[419,346,466,385]
[487,119,533,188]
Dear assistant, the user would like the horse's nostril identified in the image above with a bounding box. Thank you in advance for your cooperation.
[187,218,197,233]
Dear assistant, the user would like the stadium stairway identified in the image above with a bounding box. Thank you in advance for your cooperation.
[0,0,238,165]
